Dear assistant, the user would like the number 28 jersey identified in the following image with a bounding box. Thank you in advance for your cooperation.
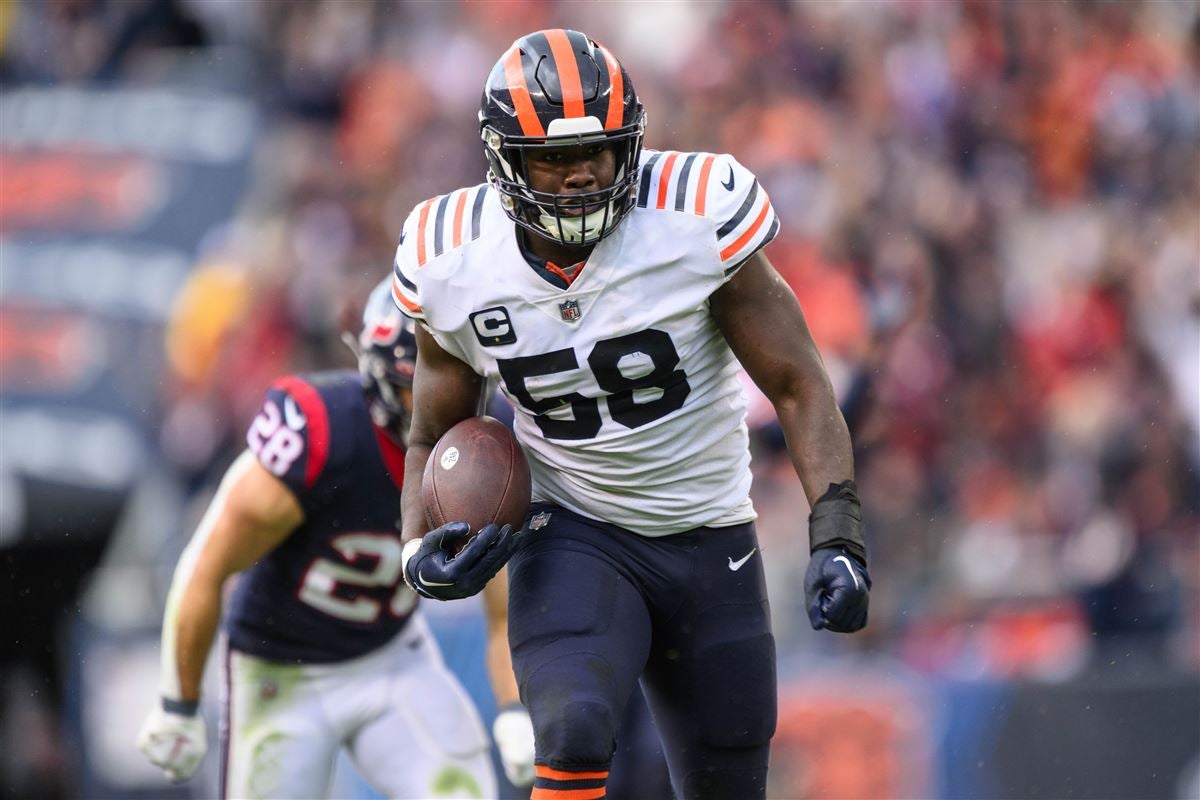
[226,371,414,663]
[393,150,780,536]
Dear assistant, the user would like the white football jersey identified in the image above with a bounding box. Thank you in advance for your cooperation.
[393,150,780,536]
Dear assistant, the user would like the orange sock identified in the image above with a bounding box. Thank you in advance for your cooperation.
[531,765,609,800]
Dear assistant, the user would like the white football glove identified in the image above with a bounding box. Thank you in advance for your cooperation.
[492,705,535,788]
[136,701,207,783]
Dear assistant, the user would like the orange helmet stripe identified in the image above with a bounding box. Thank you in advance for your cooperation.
[596,42,624,130]
[544,29,585,119]
[504,46,545,136]
[656,152,679,210]
[694,154,716,215]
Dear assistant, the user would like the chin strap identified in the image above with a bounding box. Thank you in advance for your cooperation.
[536,200,617,244]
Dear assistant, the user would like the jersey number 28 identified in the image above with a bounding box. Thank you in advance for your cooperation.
[299,533,416,623]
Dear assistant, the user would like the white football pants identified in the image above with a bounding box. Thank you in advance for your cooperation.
[220,613,495,799]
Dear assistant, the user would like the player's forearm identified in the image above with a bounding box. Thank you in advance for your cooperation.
[400,443,434,542]
[775,374,854,507]
[165,571,224,703]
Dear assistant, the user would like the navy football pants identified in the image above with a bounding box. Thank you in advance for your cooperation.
[507,505,776,800]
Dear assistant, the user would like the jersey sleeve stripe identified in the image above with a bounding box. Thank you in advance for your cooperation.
[393,261,417,292]
[432,193,451,258]
[451,189,468,248]
[673,153,697,211]
[636,152,662,207]
[693,154,716,215]
[272,376,329,490]
[597,43,624,130]
[391,275,423,316]
[724,217,780,276]
[716,179,759,239]
[545,29,585,119]
[415,198,434,266]
[470,185,487,240]
[655,152,679,210]
[503,45,546,137]
[719,193,774,263]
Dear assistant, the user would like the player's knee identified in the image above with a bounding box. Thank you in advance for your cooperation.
[521,648,625,770]
[695,632,777,749]
[530,696,618,769]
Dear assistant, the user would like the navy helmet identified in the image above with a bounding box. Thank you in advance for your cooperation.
[346,279,418,437]
[480,29,645,246]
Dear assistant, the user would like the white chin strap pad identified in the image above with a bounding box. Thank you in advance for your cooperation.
[536,202,614,244]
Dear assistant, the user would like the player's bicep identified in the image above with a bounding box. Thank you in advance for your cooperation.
[409,323,484,448]
[710,251,827,405]
[190,452,303,583]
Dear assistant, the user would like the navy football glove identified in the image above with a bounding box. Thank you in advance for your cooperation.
[402,521,516,601]
[805,480,871,633]
[804,547,871,632]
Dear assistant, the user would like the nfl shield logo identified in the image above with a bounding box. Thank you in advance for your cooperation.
[559,299,581,322]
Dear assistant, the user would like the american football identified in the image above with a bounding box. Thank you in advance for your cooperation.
[422,416,532,536]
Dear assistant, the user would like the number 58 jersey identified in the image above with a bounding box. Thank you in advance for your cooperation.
[393,150,780,536]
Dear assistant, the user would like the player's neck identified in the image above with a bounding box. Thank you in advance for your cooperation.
[520,228,595,272]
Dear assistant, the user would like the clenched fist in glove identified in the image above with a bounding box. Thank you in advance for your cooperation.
[136,699,207,783]
[804,480,871,633]
[492,703,535,787]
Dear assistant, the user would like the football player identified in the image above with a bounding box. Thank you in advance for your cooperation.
[137,280,534,798]
[394,30,870,800]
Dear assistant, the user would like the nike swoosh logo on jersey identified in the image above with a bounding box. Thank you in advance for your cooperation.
[283,396,306,431]
[728,548,756,571]
[721,165,735,191]
[418,571,454,587]
[833,555,861,590]
[399,230,406,245]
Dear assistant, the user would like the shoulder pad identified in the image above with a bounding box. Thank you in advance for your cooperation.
[393,185,490,320]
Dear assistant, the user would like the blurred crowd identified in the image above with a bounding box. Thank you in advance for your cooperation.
[5,0,1197,681]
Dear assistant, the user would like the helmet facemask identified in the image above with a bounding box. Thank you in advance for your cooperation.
[482,117,645,247]
[478,30,646,248]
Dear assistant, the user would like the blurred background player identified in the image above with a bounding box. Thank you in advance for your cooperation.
[137,280,534,798]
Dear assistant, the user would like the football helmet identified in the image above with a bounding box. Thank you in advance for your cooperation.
[344,279,418,437]
[480,29,645,246]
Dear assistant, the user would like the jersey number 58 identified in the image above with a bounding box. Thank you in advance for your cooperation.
[497,328,691,440]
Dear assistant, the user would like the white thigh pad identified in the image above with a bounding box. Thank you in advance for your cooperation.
[394,660,490,759]
[348,657,496,799]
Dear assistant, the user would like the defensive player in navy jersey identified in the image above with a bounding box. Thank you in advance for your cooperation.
[393,30,871,800]
[137,281,534,798]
